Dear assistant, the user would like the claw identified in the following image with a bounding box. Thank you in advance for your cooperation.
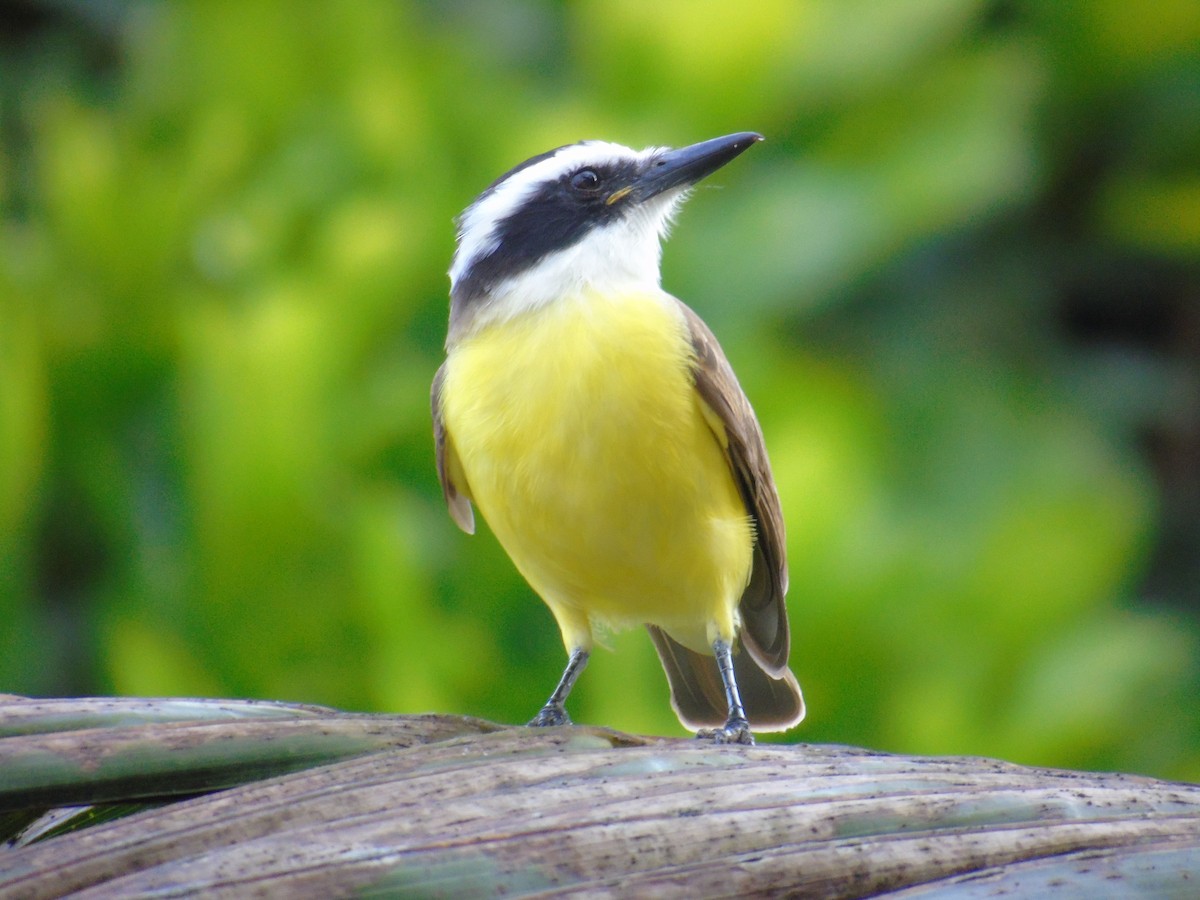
[529,704,572,727]
[697,719,755,746]
[528,648,589,729]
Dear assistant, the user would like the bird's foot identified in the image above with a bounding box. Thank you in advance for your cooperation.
[528,704,572,727]
[697,718,754,746]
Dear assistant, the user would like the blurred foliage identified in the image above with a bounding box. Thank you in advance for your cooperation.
[1,0,1198,781]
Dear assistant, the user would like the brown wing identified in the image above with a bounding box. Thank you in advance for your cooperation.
[679,301,790,673]
[431,362,475,534]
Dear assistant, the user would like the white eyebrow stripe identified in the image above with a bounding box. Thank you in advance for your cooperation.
[448,141,665,289]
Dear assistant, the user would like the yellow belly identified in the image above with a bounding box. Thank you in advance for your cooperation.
[440,290,752,654]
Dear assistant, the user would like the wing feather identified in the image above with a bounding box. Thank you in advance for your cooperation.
[431,362,476,534]
[680,302,790,673]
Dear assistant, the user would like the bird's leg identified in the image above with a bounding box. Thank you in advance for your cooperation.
[529,647,590,727]
[698,638,754,745]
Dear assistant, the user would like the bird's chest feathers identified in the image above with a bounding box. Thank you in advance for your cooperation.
[445,291,697,478]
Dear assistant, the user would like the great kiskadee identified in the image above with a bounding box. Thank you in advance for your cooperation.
[432,132,804,744]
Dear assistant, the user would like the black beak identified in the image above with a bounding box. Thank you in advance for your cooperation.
[633,132,763,201]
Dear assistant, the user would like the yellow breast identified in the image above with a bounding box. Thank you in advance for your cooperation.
[440,289,752,650]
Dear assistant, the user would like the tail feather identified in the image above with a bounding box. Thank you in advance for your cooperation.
[646,625,805,732]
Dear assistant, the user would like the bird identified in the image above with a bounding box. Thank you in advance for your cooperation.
[432,132,804,744]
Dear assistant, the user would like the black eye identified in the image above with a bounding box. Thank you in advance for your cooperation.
[570,169,602,193]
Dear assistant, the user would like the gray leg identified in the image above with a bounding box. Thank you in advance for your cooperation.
[529,647,589,727]
[697,638,754,745]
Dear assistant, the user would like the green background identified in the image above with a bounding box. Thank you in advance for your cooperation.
[2,0,1198,781]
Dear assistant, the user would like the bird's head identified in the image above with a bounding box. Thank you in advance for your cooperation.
[447,132,762,340]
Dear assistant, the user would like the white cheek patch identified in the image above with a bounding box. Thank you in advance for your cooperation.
[449,141,666,292]
[468,189,687,328]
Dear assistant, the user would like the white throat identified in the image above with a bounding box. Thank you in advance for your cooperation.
[454,191,685,336]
